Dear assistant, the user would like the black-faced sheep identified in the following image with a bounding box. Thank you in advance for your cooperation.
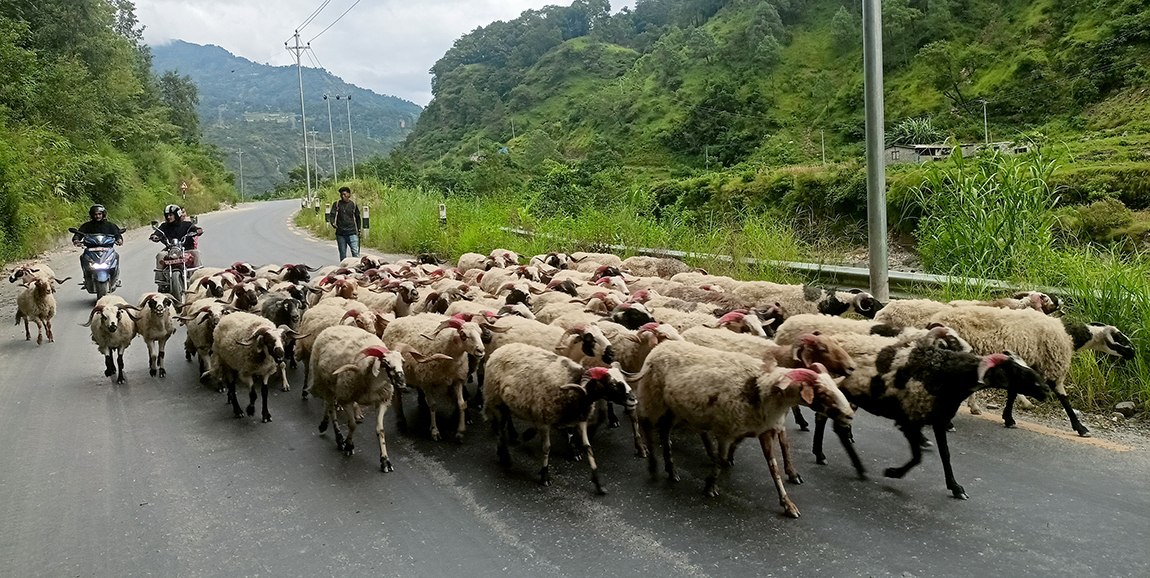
[259,293,308,388]
[927,306,1134,436]
[308,326,408,471]
[136,292,179,378]
[82,296,140,384]
[484,343,634,494]
[635,340,854,517]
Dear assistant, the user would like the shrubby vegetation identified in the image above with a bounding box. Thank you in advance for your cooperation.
[0,0,235,264]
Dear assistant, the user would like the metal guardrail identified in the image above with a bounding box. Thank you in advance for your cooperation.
[501,227,1035,299]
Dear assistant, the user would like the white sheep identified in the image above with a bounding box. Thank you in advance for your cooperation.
[180,298,232,382]
[82,296,140,384]
[457,252,493,273]
[212,311,306,422]
[668,271,742,291]
[381,314,484,442]
[872,298,952,329]
[308,325,409,471]
[648,306,719,333]
[927,306,1134,437]
[773,313,895,346]
[731,283,882,319]
[135,292,179,378]
[682,325,774,358]
[635,340,854,517]
[620,256,696,279]
[570,251,623,273]
[484,343,633,494]
[15,275,57,345]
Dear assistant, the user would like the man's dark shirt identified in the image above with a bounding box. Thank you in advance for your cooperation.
[330,200,361,236]
[74,220,122,243]
[154,220,200,250]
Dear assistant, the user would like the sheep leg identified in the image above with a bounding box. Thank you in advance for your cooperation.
[185,336,194,361]
[777,429,803,484]
[227,373,244,418]
[628,411,647,458]
[933,422,967,500]
[453,381,468,443]
[23,318,31,341]
[703,438,731,498]
[658,415,679,483]
[394,389,408,432]
[260,377,272,422]
[301,358,310,399]
[330,405,346,450]
[377,401,393,472]
[835,423,866,480]
[760,431,800,518]
[246,379,258,416]
[966,392,984,415]
[605,402,620,428]
[1057,391,1090,437]
[343,407,359,455]
[1002,392,1019,428]
[812,413,829,464]
[318,401,332,433]
[45,318,53,343]
[104,353,117,378]
[286,341,297,369]
[146,339,158,377]
[700,433,716,461]
[495,406,512,467]
[426,391,441,441]
[578,422,606,495]
[34,318,44,345]
[115,350,126,384]
[885,426,924,479]
[640,417,659,474]
[156,337,167,377]
[791,406,810,431]
[278,361,290,392]
[538,425,552,487]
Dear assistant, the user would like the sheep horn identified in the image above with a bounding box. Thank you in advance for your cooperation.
[285,329,310,340]
[237,327,270,346]
[80,306,104,327]
[54,276,72,285]
[560,383,587,394]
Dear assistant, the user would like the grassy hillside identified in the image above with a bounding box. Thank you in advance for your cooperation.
[151,41,422,195]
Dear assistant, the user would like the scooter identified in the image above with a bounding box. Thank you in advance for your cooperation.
[151,221,200,299]
[69,227,125,300]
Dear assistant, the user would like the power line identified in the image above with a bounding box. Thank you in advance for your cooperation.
[296,0,333,33]
[309,0,364,43]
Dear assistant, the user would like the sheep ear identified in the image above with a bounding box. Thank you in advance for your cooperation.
[799,382,816,405]
[370,358,382,377]
[799,345,815,368]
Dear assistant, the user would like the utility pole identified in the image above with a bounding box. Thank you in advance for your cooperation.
[863,0,889,301]
[821,129,826,166]
[982,100,990,144]
[308,130,321,188]
[337,95,355,179]
[286,31,312,204]
[324,94,337,179]
[510,117,515,140]
[237,151,244,201]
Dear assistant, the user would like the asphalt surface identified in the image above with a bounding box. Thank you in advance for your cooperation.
[1,199,1148,578]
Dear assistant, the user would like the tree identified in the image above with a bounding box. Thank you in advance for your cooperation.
[159,70,200,143]
[830,6,860,53]
[521,130,562,172]
[916,40,984,108]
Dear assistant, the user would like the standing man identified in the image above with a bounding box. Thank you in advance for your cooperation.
[328,186,362,261]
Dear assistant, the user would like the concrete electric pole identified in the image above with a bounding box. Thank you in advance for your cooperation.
[863,0,889,301]
[324,94,337,179]
[286,31,313,204]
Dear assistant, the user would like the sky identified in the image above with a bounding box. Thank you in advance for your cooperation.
[136,0,637,107]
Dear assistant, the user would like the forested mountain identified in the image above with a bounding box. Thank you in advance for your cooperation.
[0,0,234,263]
[151,41,422,195]
[404,0,1150,173]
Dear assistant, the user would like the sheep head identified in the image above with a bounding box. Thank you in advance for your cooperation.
[610,302,655,331]
[563,364,633,409]
[335,345,407,389]
[778,365,853,426]
[977,352,1049,402]
[1083,322,1135,360]
[794,334,856,377]
[557,325,614,364]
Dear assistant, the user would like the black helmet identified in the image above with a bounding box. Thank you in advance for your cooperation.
[89,204,106,220]
[164,204,183,219]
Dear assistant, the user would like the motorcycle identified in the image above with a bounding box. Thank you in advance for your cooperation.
[68,227,125,300]
[152,220,201,299]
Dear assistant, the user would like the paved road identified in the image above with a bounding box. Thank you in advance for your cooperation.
[1,200,1147,578]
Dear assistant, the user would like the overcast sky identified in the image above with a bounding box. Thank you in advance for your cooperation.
[136,0,637,107]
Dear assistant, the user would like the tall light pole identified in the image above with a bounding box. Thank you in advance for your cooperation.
[286,32,312,204]
[324,94,337,180]
[237,150,245,201]
[337,95,355,179]
[982,100,990,144]
[863,0,889,301]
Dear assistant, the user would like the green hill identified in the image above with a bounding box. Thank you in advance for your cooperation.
[151,40,422,195]
[403,0,1150,188]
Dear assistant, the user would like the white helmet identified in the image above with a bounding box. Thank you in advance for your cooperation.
[164,204,183,219]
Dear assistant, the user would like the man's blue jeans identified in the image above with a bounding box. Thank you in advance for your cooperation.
[336,233,360,261]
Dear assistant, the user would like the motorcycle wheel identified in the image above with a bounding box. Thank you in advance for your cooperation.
[95,280,109,300]
[170,272,186,301]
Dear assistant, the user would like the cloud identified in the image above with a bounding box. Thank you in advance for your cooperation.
[137,0,637,106]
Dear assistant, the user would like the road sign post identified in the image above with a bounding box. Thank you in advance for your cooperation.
[180,181,189,199]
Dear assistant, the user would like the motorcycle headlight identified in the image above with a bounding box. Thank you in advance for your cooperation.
[90,263,111,270]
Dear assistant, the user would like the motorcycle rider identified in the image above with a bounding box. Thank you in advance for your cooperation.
[72,204,124,247]
[150,204,203,289]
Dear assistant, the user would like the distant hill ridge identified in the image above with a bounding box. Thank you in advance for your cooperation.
[151,40,422,194]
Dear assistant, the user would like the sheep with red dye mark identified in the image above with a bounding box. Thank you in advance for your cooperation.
[15,275,57,345]
[308,326,409,471]
[82,296,140,384]
[620,256,697,279]
[484,344,634,494]
[212,312,307,422]
[634,340,854,517]
[180,298,233,382]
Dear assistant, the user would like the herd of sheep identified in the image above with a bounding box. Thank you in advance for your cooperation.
[7,249,1136,518]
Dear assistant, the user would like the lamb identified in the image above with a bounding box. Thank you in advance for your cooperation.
[620,256,697,279]
[135,292,179,378]
[82,296,140,384]
[381,315,485,442]
[635,340,854,517]
[839,341,1050,499]
[212,311,306,422]
[731,283,883,319]
[927,306,1134,436]
[484,344,633,494]
[14,275,57,345]
[308,326,409,471]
